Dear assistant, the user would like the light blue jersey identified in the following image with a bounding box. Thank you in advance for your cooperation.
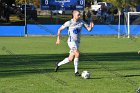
[61,19,87,43]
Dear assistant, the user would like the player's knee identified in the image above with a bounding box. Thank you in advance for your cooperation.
[68,56,74,62]
[75,51,80,58]
[69,58,73,62]
[75,53,79,58]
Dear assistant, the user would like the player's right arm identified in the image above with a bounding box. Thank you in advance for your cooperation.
[56,21,70,45]
[56,26,65,45]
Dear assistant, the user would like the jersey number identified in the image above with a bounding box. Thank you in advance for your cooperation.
[73,29,80,34]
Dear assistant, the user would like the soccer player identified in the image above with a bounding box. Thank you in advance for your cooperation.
[55,10,94,76]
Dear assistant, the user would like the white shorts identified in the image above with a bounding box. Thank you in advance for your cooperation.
[68,41,80,53]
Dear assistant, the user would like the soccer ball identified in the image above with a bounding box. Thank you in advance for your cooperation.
[137,87,140,93]
[81,71,90,79]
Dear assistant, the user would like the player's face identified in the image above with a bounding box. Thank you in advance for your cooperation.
[74,12,81,20]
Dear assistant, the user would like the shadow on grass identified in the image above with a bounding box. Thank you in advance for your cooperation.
[0,68,53,77]
[80,52,140,62]
[0,52,140,77]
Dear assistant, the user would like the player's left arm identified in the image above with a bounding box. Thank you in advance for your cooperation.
[84,22,94,32]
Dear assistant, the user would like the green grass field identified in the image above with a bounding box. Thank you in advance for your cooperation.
[0,36,140,93]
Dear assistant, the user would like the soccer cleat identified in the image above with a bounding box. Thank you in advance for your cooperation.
[75,72,81,76]
[55,62,60,72]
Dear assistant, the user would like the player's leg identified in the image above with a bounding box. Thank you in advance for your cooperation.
[74,50,80,73]
[68,52,75,61]
[55,53,75,72]
[55,41,80,75]
[70,41,80,76]
[55,56,70,72]
[57,52,75,66]
[73,49,80,76]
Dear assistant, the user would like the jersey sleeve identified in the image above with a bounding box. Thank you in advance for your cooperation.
[61,21,71,29]
[81,20,88,27]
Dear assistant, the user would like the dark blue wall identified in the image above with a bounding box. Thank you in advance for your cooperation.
[27,25,140,35]
[0,26,25,36]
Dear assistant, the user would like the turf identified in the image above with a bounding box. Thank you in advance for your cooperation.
[0,36,140,93]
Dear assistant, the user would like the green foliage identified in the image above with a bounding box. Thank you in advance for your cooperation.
[15,0,40,7]
[103,0,140,8]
